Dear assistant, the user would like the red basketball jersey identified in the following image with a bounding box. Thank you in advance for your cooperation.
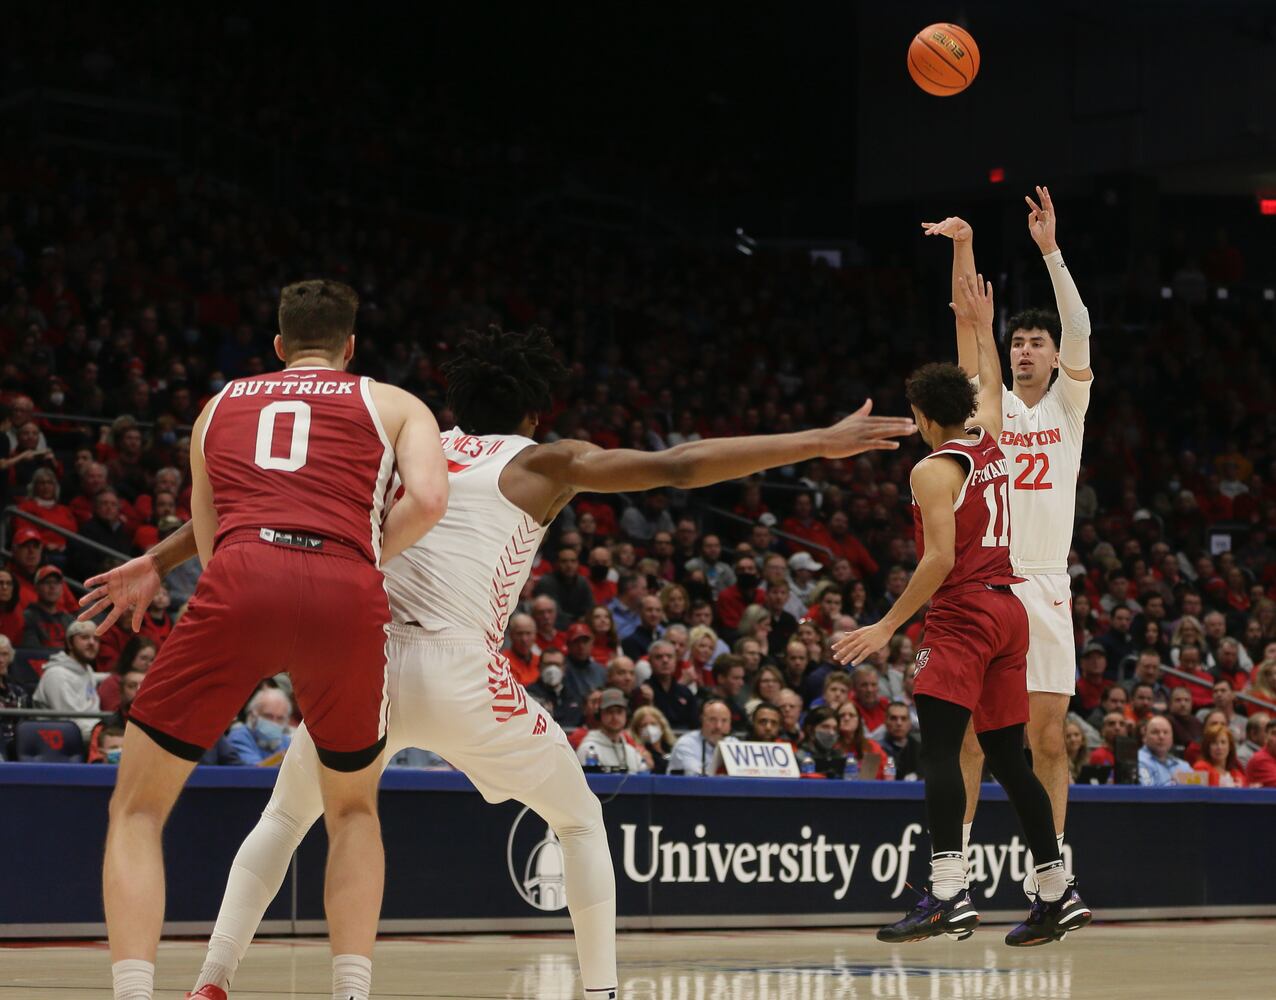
[911,427,1021,599]
[202,368,395,563]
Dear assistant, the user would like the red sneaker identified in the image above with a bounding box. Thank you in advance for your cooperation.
[186,987,228,1000]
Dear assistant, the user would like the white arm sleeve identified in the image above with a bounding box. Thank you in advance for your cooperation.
[1043,249,1090,371]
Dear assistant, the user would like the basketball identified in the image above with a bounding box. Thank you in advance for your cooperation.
[908,22,980,96]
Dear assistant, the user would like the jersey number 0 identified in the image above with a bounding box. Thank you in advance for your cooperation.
[254,401,311,472]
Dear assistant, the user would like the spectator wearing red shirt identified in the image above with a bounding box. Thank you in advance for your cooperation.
[132,491,181,550]
[1088,711,1130,769]
[1193,722,1247,787]
[1213,638,1250,692]
[1071,643,1110,714]
[503,613,541,687]
[589,605,620,666]
[1243,718,1276,788]
[97,635,158,713]
[851,665,889,739]
[835,700,886,779]
[585,546,618,606]
[132,467,191,523]
[68,461,113,526]
[529,595,566,656]
[826,509,879,581]
[13,536,80,624]
[806,587,844,638]
[1174,646,1217,711]
[715,553,765,632]
[781,491,835,558]
[15,468,78,554]
[574,497,619,540]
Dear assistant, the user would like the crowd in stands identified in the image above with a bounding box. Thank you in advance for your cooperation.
[1,142,1274,785]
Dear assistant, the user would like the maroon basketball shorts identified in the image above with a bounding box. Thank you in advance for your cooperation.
[912,585,1030,733]
[130,533,391,771]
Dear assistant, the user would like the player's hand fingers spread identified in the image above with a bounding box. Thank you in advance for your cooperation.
[78,585,107,609]
[96,603,127,635]
[79,597,114,622]
[131,605,147,632]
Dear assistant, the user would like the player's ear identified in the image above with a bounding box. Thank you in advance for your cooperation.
[344,335,356,363]
[273,335,286,363]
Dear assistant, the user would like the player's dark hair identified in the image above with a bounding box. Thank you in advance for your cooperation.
[1005,308,1061,349]
[904,362,976,428]
[277,279,359,356]
[443,325,567,435]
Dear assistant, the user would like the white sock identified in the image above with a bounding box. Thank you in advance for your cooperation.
[193,937,240,993]
[931,851,966,901]
[1035,859,1067,902]
[332,953,372,1000]
[112,959,155,1000]
[962,822,973,855]
[1057,832,1065,852]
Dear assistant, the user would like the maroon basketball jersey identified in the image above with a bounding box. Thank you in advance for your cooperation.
[911,427,1021,599]
[202,368,394,563]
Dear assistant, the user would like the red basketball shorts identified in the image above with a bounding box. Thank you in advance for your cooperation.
[130,535,391,770]
[912,585,1030,733]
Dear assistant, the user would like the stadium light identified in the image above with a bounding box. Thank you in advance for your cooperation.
[1260,198,1276,216]
[1216,287,1229,300]
[988,167,1005,184]
[1160,287,1173,299]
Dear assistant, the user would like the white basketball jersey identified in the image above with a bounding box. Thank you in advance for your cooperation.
[383,431,544,645]
[997,375,1091,575]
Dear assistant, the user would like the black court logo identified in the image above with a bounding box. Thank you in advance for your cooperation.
[914,648,931,673]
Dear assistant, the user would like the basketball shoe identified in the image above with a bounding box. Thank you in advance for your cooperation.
[186,987,228,1000]
[1005,885,1093,946]
[877,885,980,943]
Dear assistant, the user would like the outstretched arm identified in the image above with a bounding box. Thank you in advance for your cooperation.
[831,458,963,665]
[922,216,978,377]
[519,400,916,494]
[954,273,1003,439]
[1026,185,1092,383]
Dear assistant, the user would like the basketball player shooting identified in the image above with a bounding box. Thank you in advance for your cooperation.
[81,326,916,1000]
[832,273,1089,946]
[923,187,1093,904]
[95,280,449,1000]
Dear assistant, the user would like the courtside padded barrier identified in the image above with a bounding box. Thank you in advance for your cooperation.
[1,764,1272,937]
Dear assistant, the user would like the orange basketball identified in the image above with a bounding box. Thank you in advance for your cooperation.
[908,23,980,96]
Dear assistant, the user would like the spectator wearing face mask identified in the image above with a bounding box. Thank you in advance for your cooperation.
[800,706,843,777]
[91,723,127,765]
[226,687,294,766]
[526,648,583,728]
[586,546,618,606]
[630,706,675,774]
[716,555,765,633]
[87,668,146,763]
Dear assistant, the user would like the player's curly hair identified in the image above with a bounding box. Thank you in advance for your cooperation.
[443,325,567,435]
[1005,308,1061,349]
[904,362,976,428]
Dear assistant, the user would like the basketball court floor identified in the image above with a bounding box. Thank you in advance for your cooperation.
[1,922,1266,999]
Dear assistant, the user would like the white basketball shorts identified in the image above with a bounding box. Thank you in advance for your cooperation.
[1010,573,1077,696]
[380,625,574,802]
